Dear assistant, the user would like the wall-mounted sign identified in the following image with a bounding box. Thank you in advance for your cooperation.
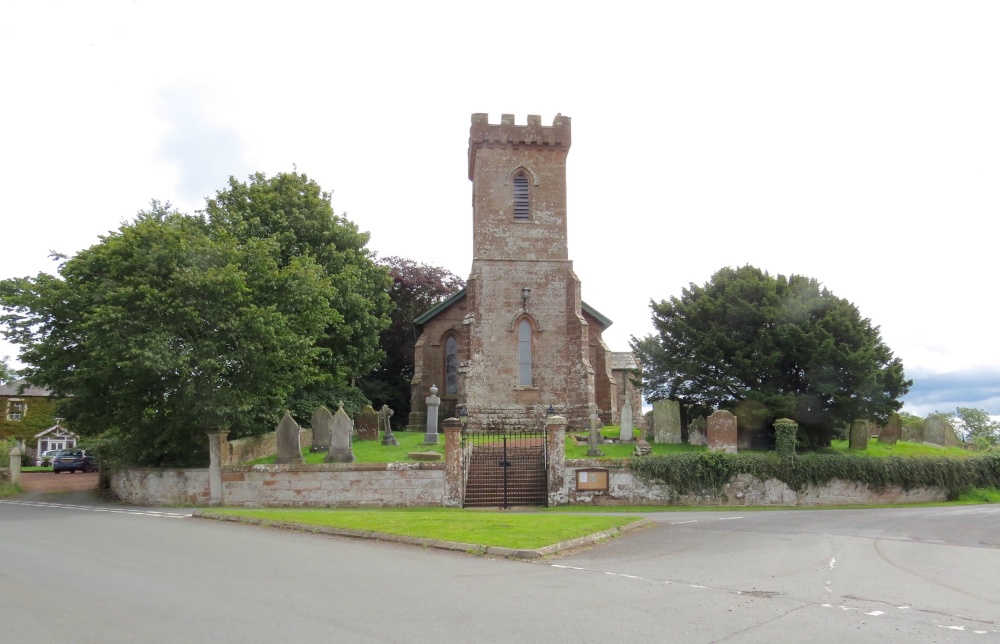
[575,468,609,492]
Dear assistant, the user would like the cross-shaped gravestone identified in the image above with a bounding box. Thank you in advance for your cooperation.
[380,404,398,446]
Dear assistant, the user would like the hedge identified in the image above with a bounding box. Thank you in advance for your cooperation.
[629,451,1000,498]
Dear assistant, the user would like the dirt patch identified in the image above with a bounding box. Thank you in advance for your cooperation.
[20,471,98,493]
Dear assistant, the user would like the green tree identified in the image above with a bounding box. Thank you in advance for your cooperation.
[203,172,393,419]
[356,256,464,425]
[0,204,336,466]
[632,265,911,447]
[951,407,999,449]
[0,355,15,384]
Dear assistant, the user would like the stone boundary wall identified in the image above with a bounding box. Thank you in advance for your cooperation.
[220,463,445,508]
[557,459,948,506]
[109,468,211,506]
[224,429,313,466]
[108,463,444,508]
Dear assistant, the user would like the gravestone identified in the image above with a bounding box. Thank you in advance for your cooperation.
[653,399,681,444]
[644,411,654,441]
[424,385,441,445]
[275,412,304,464]
[923,415,949,446]
[707,410,737,453]
[879,412,902,445]
[619,400,634,443]
[380,404,399,446]
[688,415,707,446]
[902,421,922,442]
[587,403,604,457]
[849,419,869,450]
[356,405,379,441]
[324,402,355,463]
[310,406,334,452]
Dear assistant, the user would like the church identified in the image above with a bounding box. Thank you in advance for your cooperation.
[407,114,643,432]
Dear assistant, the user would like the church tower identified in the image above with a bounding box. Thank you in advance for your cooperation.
[409,114,628,432]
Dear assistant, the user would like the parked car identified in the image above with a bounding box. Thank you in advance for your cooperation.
[37,450,62,467]
[52,450,99,473]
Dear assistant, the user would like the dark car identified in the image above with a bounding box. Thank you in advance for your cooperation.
[52,449,99,473]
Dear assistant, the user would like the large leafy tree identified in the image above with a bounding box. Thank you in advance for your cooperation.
[950,407,999,449]
[632,265,911,446]
[356,257,464,425]
[0,204,336,466]
[202,172,393,420]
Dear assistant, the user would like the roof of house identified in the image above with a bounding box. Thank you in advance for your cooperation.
[0,381,53,397]
[413,288,614,329]
[34,424,78,439]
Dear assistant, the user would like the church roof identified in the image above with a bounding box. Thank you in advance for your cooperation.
[414,289,467,326]
[610,352,640,371]
[413,287,614,329]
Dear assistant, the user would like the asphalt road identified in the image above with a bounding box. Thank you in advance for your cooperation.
[1,492,998,643]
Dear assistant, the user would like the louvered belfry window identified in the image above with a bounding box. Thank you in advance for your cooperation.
[513,173,530,220]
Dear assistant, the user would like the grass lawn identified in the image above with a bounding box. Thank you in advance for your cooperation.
[565,426,705,459]
[824,439,973,458]
[246,431,445,465]
[205,507,643,549]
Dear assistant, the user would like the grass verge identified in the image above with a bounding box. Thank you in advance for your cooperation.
[824,439,973,458]
[204,507,642,549]
[0,482,24,498]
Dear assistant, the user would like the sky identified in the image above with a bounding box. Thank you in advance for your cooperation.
[1,1,998,418]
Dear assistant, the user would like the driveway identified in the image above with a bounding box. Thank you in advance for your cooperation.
[18,470,98,493]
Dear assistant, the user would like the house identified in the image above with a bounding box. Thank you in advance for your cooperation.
[34,424,80,462]
[0,381,64,445]
[407,114,644,431]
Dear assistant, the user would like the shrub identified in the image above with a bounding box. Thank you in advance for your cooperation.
[629,452,1000,498]
[774,419,798,457]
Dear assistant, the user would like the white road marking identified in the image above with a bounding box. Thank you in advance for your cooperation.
[940,625,966,631]
[0,500,190,518]
[670,520,697,525]
[829,557,836,570]
[866,611,884,616]
[717,517,743,521]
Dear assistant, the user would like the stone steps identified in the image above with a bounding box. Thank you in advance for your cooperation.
[464,445,547,508]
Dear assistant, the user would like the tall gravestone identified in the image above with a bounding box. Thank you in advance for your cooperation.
[923,414,950,446]
[587,403,604,457]
[902,421,922,442]
[653,399,681,444]
[324,402,355,463]
[275,412,304,464]
[707,410,737,453]
[644,411,654,441]
[849,420,869,450]
[619,400,634,443]
[380,404,399,446]
[688,415,707,446]
[310,406,334,452]
[356,405,379,441]
[879,412,902,445]
[425,385,441,445]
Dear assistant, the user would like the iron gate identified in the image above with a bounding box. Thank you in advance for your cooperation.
[462,429,548,508]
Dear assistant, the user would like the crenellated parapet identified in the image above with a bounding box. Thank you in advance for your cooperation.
[468,113,571,179]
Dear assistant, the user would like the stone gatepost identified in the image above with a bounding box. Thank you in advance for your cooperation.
[207,431,227,507]
[424,385,441,445]
[442,418,463,507]
[8,446,22,487]
[546,415,568,506]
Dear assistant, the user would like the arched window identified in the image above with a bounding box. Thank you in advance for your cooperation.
[445,336,459,395]
[518,320,532,386]
[513,173,530,220]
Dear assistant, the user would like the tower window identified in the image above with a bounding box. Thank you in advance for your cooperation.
[518,320,532,385]
[513,173,530,220]
[445,336,459,395]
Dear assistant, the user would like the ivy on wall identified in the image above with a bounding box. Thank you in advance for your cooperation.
[629,451,1000,498]
[0,396,64,443]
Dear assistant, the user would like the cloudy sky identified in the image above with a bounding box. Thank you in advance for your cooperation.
[1,1,998,417]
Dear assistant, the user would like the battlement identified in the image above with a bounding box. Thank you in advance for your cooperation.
[468,113,571,179]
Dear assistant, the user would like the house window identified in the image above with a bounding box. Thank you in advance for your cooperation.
[445,336,459,395]
[7,401,25,421]
[518,320,532,386]
[513,173,530,220]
